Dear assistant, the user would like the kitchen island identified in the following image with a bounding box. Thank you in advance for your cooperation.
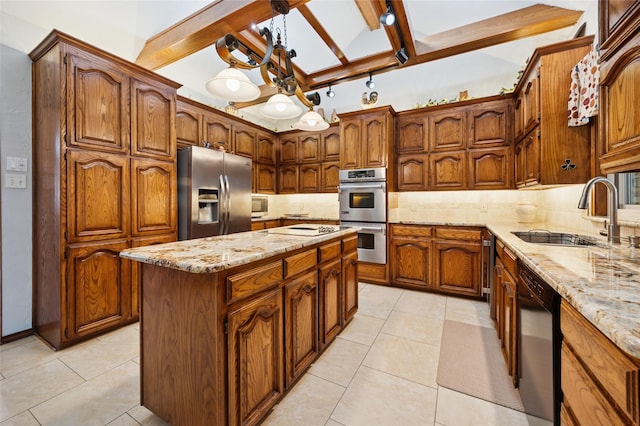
[120,225,358,426]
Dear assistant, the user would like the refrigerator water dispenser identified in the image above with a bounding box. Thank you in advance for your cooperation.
[198,189,219,223]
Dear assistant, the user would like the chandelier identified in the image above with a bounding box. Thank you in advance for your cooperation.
[205,0,328,130]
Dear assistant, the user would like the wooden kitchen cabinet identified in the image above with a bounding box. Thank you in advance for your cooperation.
[433,227,483,297]
[598,2,640,173]
[256,132,277,165]
[560,299,640,425]
[204,115,232,151]
[228,288,284,426]
[342,235,359,324]
[321,125,340,162]
[513,36,593,187]
[395,96,513,191]
[233,123,256,159]
[255,163,277,194]
[390,224,433,290]
[319,257,342,350]
[30,31,180,349]
[278,165,298,193]
[339,105,396,170]
[494,240,518,383]
[279,134,299,164]
[321,162,340,192]
[299,133,321,163]
[299,163,321,193]
[175,100,203,149]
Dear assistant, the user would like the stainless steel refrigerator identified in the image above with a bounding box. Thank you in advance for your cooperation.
[178,146,252,240]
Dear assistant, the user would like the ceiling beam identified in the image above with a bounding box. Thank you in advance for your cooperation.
[414,4,583,58]
[354,0,384,31]
[135,0,310,70]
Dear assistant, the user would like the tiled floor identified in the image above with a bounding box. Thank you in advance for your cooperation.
[0,284,550,425]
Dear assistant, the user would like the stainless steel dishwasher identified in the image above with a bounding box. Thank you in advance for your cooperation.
[517,265,560,424]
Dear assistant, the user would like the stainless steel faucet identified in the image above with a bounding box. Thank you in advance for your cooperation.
[577,176,620,243]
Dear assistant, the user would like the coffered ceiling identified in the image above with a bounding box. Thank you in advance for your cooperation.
[1,0,597,127]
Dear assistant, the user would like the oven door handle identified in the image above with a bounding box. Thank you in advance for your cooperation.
[343,225,386,233]
[337,183,386,191]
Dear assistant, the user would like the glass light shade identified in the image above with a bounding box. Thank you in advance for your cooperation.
[293,110,329,131]
[205,67,260,102]
[260,93,302,119]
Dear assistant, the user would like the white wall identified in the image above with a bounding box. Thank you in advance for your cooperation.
[0,44,33,336]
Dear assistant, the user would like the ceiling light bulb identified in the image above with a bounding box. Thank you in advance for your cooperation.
[226,78,240,92]
[260,93,302,120]
[293,110,329,131]
[380,12,395,26]
[205,65,260,102]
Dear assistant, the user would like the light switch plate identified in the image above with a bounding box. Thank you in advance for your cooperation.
[7,156,28,172]
[6,173,27,188]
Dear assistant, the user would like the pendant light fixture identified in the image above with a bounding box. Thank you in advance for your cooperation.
[293,108,329,131]
[205,62,261,102]
[260,91,301,119]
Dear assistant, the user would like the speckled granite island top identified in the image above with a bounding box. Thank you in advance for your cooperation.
[120,225,356,274]
[488,224,640,360]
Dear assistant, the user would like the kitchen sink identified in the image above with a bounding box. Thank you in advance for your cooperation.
[512,231,598,247]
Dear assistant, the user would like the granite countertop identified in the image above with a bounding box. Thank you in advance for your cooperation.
[486,223,640,360]
[120,225,355,274]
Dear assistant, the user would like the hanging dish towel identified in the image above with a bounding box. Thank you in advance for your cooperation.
[568,48,600,127]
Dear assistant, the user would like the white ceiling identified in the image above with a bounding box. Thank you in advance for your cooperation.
[0,0,598,130]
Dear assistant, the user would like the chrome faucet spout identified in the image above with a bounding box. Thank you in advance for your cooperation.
[577,176,620,243]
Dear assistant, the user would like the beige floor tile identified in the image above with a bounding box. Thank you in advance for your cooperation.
[363,333,439,388]
[0,410,39,425]
[331,366,437,426]
[381,310,444,346]
[59,327,139,380]
[127,405,169,425]
[308,338,369,387]
[0,359,84,422]
[0,340,62,379]
[0,336,37,353]
[30,360,139,425]
[325,420,345,426]
[105,414,139,426]
[357,285,403,319]
[337,313,385,346]
[436,387,530,426]
[444,296,494,328]
[262,374,345,426]
[394,290,447,319]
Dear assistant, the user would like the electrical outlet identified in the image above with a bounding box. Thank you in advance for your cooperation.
[5,173,27,188]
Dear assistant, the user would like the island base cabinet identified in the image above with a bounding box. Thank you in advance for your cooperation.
[342,250,359,324]
[319,258,342,349]
[285,271,319,387]
[228,288,284,426]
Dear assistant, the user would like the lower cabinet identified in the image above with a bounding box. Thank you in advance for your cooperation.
[342,247,359,324]
[319,258,342,350]
[390,224,433,290]
[494,240,518,383]
[228,288,284,426]
[560,300,640,425]
[433,227,484,297]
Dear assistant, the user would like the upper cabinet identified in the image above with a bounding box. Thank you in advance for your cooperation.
[598,1,640,173]
[514,36,594,187]
[339,106,395,171]
[396,96,513,191]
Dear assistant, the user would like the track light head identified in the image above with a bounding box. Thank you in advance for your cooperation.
[380,2,395,26]
[326,83,335,98]
[395,47,409,65]
[366,72,375,89]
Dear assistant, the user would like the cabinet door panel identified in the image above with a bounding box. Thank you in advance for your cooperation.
[299,134,321,163]
[362,115,388,167]
[257,133,277,164]
[228,289,284,426]
[321,127,340,161]
[430,152,466,190]
[469,148,512,189]
[67,150,130,242]
[67,240,130,338]
[279,136,298,164]
[299,164,321,193]
[321,162,340,193]
[176,102,202,149]
[468,102,510,148]
[67,53,128,153]
[391,238,432,289]
[397,116,428,153]
[131,79,175,160]
[339,119,361,169]
[204,116,231,151]
[285,271,318,387]
[342,251,358,324]
[434,241,481,296]
[131,158,176,236]
[278,165,298,194]
[429,110,466,151]
[397,154,428,191]
[256,164,277,194]
[319,259,342,349]
[234,126,256,159]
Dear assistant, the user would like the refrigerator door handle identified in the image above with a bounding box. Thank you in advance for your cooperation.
[219,174,227,234]
[224,175,231,234]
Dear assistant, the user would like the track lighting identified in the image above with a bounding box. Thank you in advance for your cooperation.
[366,72,375,89]
[326,83,335,98]
[379,2,395,26]
[395,47,409,65]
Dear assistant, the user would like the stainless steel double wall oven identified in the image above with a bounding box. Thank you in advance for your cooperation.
[338,168,387,264]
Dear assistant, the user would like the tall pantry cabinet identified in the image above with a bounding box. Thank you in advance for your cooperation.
[30,31,180,349]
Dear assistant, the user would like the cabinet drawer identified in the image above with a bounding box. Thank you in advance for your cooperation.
[226,260,283,304]
[342,235,358,253]
[285,249,317,279]
[392,225,432,238]
[561,301,640,421]
[435,227,482,241]
[319,241,341,263]
[496,240,517,277]
[561,344,629,425]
